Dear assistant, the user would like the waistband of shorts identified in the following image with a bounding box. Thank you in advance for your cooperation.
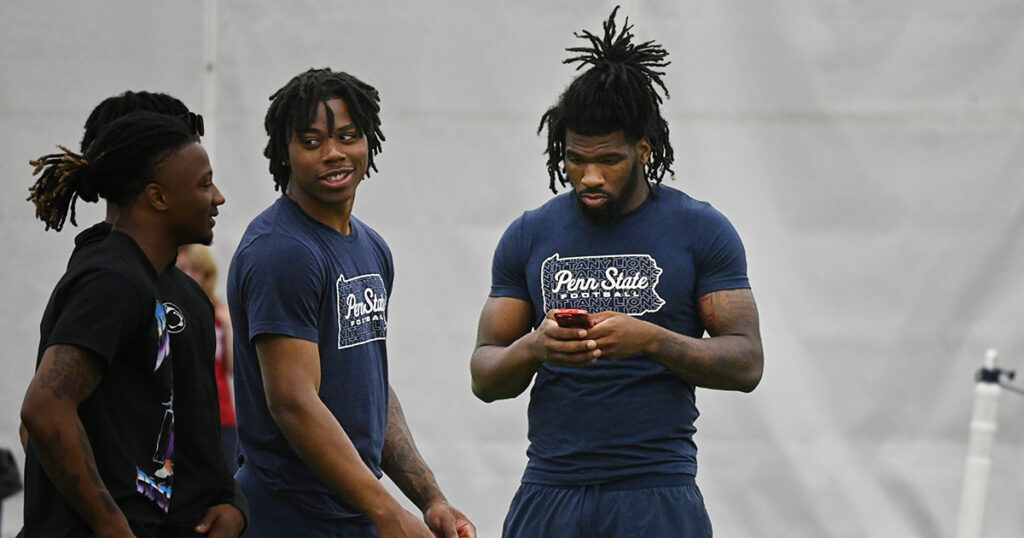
[524,472,695,491]
[600,472,695,490]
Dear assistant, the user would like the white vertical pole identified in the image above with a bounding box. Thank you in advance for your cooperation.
[955,348,1002,538]
[202,0,218,170]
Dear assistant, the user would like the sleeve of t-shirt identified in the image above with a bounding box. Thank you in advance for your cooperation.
[235,234,323,343]
[694,204,751,298]
[489,214,531,302]
[46,270,150,366]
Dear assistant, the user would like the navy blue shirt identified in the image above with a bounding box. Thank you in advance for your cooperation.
[228,196,392,520]
[490,185,750,485]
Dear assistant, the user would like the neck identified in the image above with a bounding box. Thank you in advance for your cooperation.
[287,192,356,235]
[112,216,177,274]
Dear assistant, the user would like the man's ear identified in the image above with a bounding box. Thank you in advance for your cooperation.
[144,183,169,212]
[637,139,652,166]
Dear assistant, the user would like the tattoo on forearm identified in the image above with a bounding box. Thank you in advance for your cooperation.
[381,390,444,507]
[76,422,119,514]
[34,418,119,528]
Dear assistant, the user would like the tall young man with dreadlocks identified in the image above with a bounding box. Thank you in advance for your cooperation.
[227,68,475,538]
[471,8,763,537]
[21,111,225,537]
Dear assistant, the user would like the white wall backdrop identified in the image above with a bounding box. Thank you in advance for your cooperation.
[2,1,1023,536]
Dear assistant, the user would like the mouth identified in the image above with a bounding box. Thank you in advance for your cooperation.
[579,191,608,208]
[319,169,355,186]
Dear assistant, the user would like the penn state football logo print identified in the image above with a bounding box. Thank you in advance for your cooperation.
[163,302,185,334]
[336,273,388,349]
[541,253,665,315]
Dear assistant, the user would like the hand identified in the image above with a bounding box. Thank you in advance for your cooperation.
[374,506,435,538]
[528,311,601,368]
[424,500,476,538]
[587,311,657,360]
[194,503,245,538]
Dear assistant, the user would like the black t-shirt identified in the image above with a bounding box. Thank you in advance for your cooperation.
[23,231,175,537]
[63,223,249,536]
[158,266,248,534]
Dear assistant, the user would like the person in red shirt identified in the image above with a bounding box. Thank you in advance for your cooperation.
[178,244,239,473]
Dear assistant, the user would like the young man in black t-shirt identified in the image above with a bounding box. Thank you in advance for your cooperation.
[21,112,225,537]
[66,91,248,538]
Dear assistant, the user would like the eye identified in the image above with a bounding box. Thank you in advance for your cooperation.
[339,131,362,142]
[298,136,321,148]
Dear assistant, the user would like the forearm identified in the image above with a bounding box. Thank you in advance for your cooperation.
[23,411,132,536]
[381,388,446,512]
[645,327,763,391]
[270,394,400,520]
[470,335,541,402]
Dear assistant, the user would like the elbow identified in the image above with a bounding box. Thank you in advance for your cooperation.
[471,381,499,404]
[470,355,500,403]
[738,349,764,393]
[20,404,43,437]
[737,371,762,393]
[21,391,51,436]
[265,392,312,431]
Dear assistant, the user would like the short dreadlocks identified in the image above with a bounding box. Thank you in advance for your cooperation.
[28,112,196,232]
[264,68,385,192]
[539,6,674,193]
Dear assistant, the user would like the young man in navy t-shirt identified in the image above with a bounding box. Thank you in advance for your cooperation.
[471,8,764,538]
[228,68,474,538]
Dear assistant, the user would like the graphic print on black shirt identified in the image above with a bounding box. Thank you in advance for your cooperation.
[135,301,175,514]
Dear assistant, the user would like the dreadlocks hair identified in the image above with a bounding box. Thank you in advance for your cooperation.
[28,111,196,232]
[263,67,385,192]
[538,5,674,194]
[80,90,192,153]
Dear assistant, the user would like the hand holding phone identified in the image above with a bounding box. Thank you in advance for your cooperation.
[552,308,592,329]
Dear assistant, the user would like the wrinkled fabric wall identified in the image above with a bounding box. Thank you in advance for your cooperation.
[2,1,1022,536]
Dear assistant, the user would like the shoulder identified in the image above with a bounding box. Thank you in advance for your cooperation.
[234,202,322,270]
[55,262,155,323]
[498,192,573,240]
[79,236,156,297]
[351,216,391,253]
[521,192,574,225]
[652,185,735,227]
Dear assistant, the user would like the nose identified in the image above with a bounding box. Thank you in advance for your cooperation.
[322,139,346,162]
[212,184,226,207]
[580,164,604,189]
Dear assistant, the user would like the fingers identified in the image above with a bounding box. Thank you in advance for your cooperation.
[535,318,600,366]
[194,511,216,534]
[456,518,477,538]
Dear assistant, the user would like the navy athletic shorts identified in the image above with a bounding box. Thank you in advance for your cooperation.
[236,464,378,538]
[502,474,712,538]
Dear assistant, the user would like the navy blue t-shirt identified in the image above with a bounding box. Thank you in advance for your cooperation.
[228,196,392,520]
[490,185,750,485]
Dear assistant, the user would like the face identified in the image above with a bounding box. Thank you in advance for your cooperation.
[564,130,651,222]
[286,98,369,220]
[153,141,224,246]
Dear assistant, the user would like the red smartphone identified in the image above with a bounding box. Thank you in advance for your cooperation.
[553,308,592,329]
